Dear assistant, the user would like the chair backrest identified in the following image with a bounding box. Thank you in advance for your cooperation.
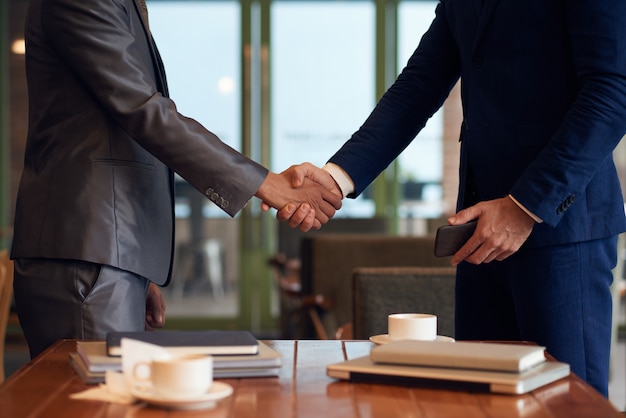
[278,217,389,259]
[299,234,452,338]
[352,266,456,340]
[0,249,14,383]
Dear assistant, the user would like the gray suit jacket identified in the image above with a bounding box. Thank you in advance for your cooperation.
[11,0,268,285]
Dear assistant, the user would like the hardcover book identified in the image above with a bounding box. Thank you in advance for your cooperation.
[370,340,547,373]
[106,330,259,357]
[327,355,569,395]
[76,341,124,372]
[71,340,282,384]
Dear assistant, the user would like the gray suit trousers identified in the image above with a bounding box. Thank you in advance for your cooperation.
[13,258,149,358]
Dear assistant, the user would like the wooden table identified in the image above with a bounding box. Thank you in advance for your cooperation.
[0,339,621,417]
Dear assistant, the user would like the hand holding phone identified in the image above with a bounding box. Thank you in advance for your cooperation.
[433,220,478,257]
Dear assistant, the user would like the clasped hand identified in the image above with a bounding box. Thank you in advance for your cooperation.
[258,163,343,232]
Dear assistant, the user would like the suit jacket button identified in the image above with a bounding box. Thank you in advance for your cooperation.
[204,187,214,197]
[211,192,219,201]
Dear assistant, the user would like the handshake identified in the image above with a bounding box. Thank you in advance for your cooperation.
[256,162,344,232]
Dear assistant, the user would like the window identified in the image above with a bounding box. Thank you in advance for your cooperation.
[143,0,450,326]
[397,1,443,220]
[270,1,376,217]
[149,1,242,319]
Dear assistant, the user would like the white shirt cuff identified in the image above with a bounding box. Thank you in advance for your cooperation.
[508,194,543,223]
[323,163,354,198]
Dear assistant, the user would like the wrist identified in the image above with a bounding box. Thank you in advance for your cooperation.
[507,194,542,223]
[323,163,353,198]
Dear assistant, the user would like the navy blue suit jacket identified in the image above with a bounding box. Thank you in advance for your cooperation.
[329,0,626,248]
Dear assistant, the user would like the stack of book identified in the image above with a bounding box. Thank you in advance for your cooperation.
[327,340,571,394]
[69,330,282,384]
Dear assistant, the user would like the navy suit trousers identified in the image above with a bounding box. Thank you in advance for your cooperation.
[455,236,618,396]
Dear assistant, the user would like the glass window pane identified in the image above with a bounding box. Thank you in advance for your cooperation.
[148,1,241,318]
[271,1,376,217]
[149,1,241,152]
[397,1,443,219]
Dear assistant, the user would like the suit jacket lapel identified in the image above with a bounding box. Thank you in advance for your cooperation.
[473,0,483,17]
[134,0,151,35]
[153,44,170,97]
[471,0,499,55]
[132,0,169,97]
[131,1,174,222]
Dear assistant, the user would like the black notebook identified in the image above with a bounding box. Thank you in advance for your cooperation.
[106,330,259,357]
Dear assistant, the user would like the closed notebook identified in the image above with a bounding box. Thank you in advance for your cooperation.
[326,355,570,395]
[69,353,106,385]
[370,340,546,372]
[106,330,259,356]
[71,340,282,384]
[76,341,124,372]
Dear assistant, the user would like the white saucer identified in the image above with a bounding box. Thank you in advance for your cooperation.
[131,381,233,410]
[369,334,455,345]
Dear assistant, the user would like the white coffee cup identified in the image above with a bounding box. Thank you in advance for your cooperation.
[388,313,437,341]
[133,354,213,398]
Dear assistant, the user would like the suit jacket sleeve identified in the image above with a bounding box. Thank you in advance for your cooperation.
[41,0,266,216]
[327,2,461,198]
[509,0,626,226]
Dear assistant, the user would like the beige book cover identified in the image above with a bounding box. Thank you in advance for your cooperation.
[370,340,547,372]
[327,355,569,395]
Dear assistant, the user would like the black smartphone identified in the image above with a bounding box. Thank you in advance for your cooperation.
[433,220,478,257]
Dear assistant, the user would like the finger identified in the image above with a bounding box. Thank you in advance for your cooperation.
[151,284,166,325]
[451,238,481,266]
[311,218,322,230]
[318,200,336,219]
[157,297,166,326]
[315,190,341,219]
[145,310,158,329]
[302,163,340,192]
[146,316,157,329]
[148,313,165,328]
[286,164,307,188]
[312,203,332,224]
[276,203,299,222]
[448,206,479,226]
[298,209,317,232]
[300,178,341,213]
[288,204,312,228]
[466,240,514,265]
[481,250,500,264]
[322,188,343,210]
[147,309,165,328]
[495,250,515,262]
[261,201,271,211]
